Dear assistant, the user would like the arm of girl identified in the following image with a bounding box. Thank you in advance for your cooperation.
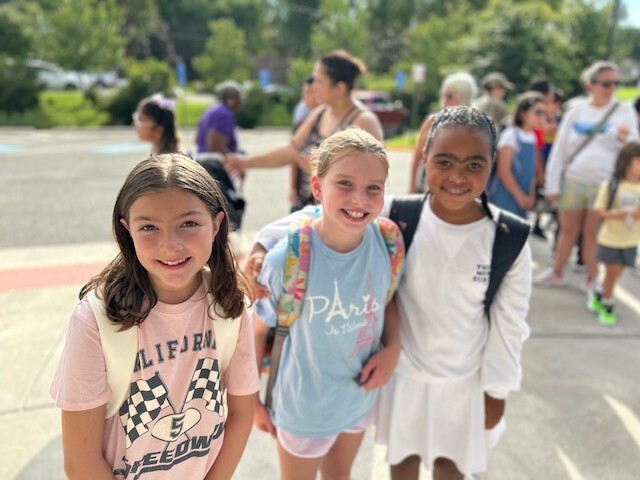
[253,318,277,437]
[481,243,532,409]
[360,297,401,392]
[61,406,115,479]
[204,393,256,480]
[544,107,577,200]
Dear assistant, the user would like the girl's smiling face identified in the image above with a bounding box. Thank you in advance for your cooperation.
[425,126,493,224]
[311,152,387,237]
[121,187,224,304]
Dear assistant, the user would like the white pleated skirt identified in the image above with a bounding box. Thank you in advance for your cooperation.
[374,370,505,475]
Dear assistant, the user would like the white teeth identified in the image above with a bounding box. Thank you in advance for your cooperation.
[345,209,365,218]
[444,187,467,194]
[160,258,187,266]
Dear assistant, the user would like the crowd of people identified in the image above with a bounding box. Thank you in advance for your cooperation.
[49,50,640,480]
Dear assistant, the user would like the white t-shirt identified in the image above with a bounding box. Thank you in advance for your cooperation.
[545,100,639,194]
[498,126,537,151]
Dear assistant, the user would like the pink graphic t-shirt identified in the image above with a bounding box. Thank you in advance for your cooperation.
[50,283,259,479]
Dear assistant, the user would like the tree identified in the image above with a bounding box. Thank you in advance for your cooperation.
[118,0,163,59]
[310,0,370,60]
[0,7,40,113]
[272,0,321,58]
[31,0,125,70]
[192,19,252,88]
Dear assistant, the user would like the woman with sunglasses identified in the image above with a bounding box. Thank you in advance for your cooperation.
[487,91,547,218]
[535,61,639,294]
[225,50,382,212]
[408,72,478,193]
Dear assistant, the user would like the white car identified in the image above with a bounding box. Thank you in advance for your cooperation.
[25,59,90,91]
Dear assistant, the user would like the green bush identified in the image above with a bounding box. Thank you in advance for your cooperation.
[235,84,264,129]
[107,58,175,125]
[40,91,108,126]
[259,104,292,127]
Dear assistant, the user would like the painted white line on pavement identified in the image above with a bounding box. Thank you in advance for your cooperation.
[613,284,640,316]
[555,445,586,480]
[604,394,640,449]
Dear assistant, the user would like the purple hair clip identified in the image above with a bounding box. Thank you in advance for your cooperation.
[151,93,176,111]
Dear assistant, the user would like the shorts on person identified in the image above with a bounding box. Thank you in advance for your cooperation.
[559,177,601,211]
[276,410,373,458]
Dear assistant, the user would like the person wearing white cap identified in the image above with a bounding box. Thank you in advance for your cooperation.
[473,72,514,128]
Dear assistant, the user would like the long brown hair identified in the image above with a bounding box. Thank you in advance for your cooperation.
[81,154,251,330]
[614,141,640,181]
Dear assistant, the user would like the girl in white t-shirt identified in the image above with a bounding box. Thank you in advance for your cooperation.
[488,91,546,218]
[50,154,259,479]
[247,107,532,479]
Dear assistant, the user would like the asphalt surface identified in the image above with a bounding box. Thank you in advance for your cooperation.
[1,127,639,480]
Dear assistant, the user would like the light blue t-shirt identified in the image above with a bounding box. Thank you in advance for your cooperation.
[256,222,396,438]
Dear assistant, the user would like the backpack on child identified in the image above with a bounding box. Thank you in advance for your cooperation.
[195,153,246,231]
[263,217,404,408]
[389,194,530,318]
[88,269,243,418]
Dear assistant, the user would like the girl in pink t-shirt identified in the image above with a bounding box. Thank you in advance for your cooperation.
[50,154,259,479]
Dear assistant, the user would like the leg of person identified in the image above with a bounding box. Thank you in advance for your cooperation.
[581,210,603,291]
[276,438,323,480]
[432,457,464,480]
[390,455,422,480]
[319,430,366,480]
[599,262,625,326]
[534,208,584,286]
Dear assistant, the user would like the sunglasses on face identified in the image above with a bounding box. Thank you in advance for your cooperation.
[595,80,619,88]
[132,112,154,127]
[441,92,455,100]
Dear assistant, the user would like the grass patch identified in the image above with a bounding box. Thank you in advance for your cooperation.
[39,91,109,126]
[385,131,419,149]
[616,86,639,102]
[175,99,210,127]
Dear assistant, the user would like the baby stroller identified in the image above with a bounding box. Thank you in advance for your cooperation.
[194,153,246,231]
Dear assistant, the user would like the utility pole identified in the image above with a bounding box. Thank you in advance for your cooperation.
[605,0,621,60]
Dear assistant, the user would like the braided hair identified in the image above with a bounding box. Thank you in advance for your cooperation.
[425,106,498,220]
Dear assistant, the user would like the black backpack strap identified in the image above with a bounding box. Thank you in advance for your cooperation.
[606,178,619,210]
[388,194,427,252]
[484,211,530,318]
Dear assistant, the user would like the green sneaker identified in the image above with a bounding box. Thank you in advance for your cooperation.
[587,290,602,313]
[599,304,617,326]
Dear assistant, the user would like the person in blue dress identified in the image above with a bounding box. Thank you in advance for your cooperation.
[488,92,546,218]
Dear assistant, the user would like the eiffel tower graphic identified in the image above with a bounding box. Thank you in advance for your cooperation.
[349,270,380,359]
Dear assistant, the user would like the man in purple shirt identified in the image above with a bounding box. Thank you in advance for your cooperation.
[196,80,243,154]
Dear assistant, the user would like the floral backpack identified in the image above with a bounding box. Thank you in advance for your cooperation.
[263,217,404,408]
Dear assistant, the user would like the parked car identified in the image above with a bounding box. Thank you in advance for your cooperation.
[353,90,409,136]
[86,70,119,88]
[25,59,90,91]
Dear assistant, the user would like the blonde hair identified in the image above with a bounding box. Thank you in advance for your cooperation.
[312,128,388,178]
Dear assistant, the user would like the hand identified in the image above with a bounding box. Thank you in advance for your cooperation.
[516,193,535,211]
[616,124,630,143]
[484,393,505,429]
[545,193,560,205]
[359,343,401,392]
[243,251,270,299]
[225,153,246,177]
[253,402,276,438]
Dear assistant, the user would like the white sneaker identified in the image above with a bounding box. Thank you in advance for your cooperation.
[533,268,567,287]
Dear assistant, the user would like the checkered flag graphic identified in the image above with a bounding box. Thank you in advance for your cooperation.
[119,373,170,448]
[185,357,224,417]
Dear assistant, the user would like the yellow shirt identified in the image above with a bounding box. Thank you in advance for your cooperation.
[594,180,640,248]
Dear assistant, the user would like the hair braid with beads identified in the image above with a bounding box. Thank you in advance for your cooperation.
[424,106,497,221]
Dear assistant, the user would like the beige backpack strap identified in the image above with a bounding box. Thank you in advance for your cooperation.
[87,290,138,419]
